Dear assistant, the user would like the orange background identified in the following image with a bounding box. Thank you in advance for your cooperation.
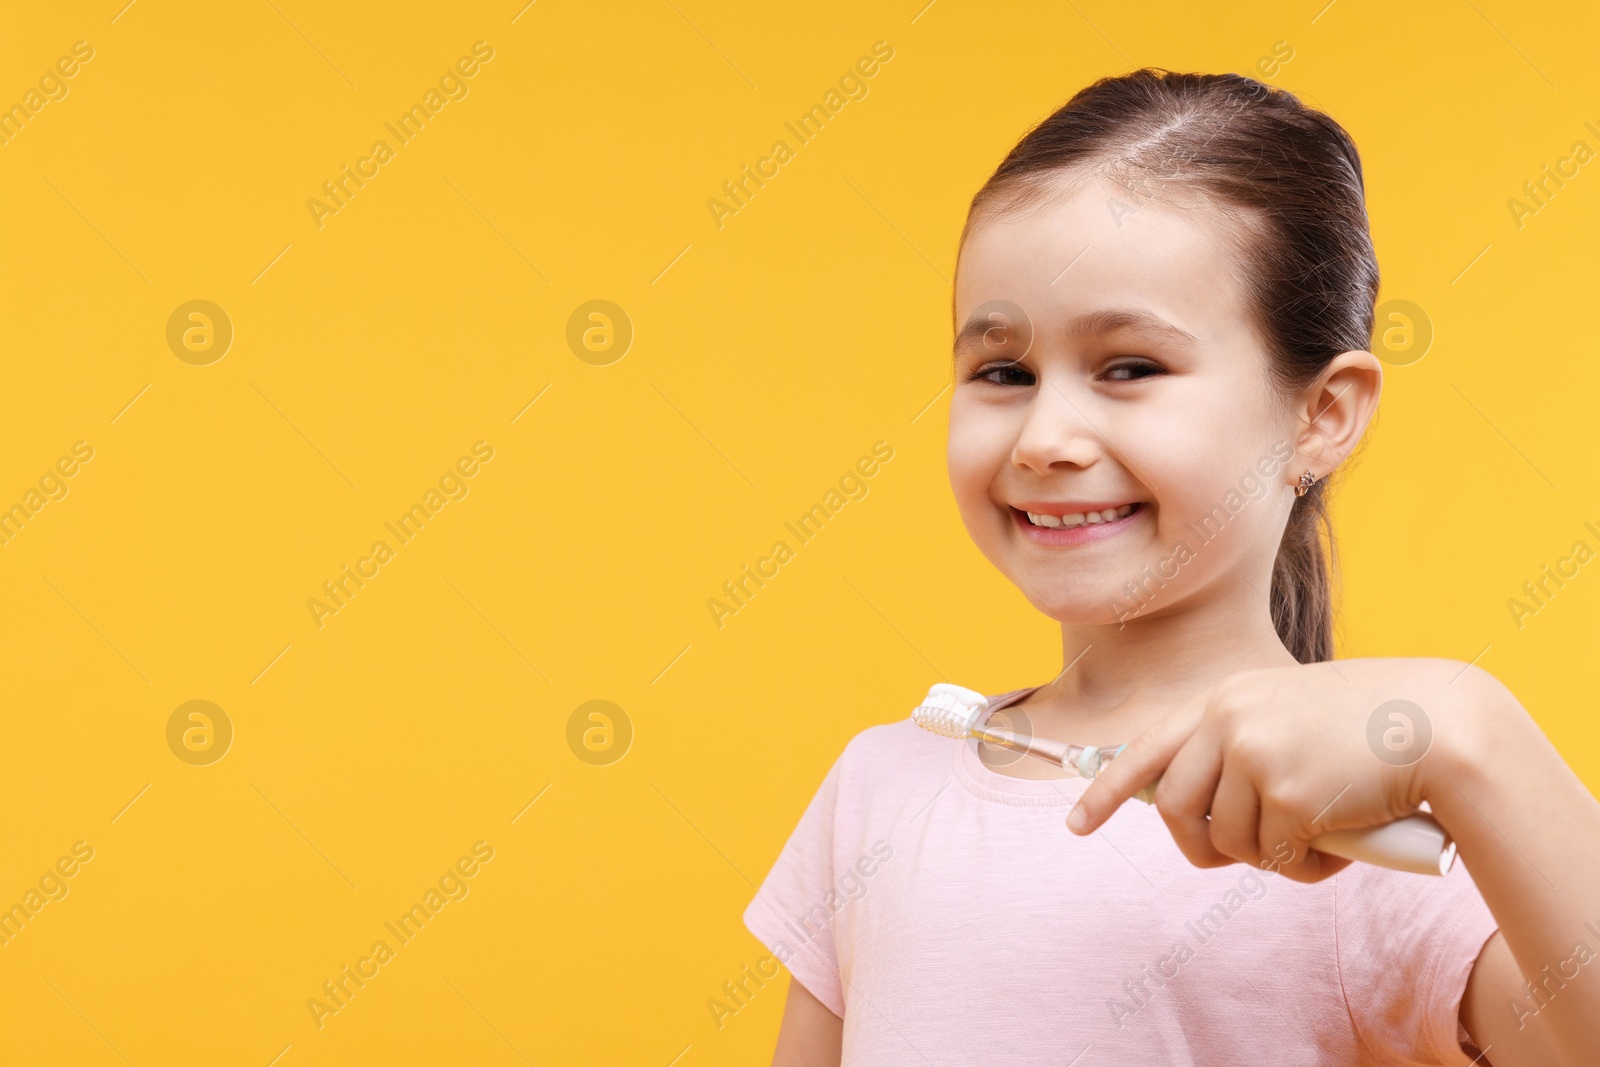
[0,1,1596,1063]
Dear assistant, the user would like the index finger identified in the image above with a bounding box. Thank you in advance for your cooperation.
[1066,691,1207,835]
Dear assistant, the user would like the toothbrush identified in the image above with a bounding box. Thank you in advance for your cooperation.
[913,682,1457,877]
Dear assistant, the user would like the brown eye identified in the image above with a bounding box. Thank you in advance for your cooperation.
[965,362,1033,386]
[1102,360,1164,381]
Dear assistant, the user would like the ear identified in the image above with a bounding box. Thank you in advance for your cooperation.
[1290,350,1382,483]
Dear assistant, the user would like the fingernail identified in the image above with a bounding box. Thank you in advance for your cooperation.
[1066,805,1088,833]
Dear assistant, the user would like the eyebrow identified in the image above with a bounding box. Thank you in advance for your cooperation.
[952,307,1201,359]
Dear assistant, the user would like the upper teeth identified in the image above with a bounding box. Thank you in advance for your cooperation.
[1026,504,1134,528]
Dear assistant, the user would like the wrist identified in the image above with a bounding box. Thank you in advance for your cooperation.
[1416,662,1527,810]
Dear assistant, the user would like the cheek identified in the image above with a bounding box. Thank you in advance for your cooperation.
[1125,384,1276,512]
[1098,395,1289,590]
[946,401,1017,554]
[946,404,1006,512]
[1140,432,1289,570]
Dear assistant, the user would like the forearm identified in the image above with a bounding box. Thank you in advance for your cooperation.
[1426,673,1600,1063]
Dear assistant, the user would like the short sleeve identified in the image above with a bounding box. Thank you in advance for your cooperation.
[1335,856,1500,1065]
[743,750,847,1018]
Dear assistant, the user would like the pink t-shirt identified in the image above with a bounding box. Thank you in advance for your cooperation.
[744,686,1500,1066]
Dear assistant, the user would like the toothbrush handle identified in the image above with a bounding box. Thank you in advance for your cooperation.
[1309,815,1458,876]
[1129,779,1457,876]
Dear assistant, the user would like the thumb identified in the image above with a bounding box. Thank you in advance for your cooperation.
[1066,691,1206,835]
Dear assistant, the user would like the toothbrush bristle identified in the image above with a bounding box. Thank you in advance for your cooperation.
[910,683,989,739]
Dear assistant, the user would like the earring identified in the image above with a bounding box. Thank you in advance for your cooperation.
[1293,470,1317,497]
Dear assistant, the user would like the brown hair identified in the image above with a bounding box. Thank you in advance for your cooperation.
[958,68,1379,663]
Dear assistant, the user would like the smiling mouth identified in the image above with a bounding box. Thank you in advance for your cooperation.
[1018,502,1141,529]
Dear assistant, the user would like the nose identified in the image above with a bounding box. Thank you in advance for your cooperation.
[1010,374,1103,475]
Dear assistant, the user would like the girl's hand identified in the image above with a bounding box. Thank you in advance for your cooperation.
[1064,657,1504,882]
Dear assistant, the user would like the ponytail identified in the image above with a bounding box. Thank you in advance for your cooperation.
[1271,480,1337,663]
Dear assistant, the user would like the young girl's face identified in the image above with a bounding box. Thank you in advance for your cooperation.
[948,174,1305,626]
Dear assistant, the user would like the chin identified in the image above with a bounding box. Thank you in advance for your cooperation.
[1018,585,1123,626]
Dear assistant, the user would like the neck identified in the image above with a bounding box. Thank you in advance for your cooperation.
[1030,578,1303,743]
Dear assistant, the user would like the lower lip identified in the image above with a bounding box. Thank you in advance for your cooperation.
[1011,503,1144,546]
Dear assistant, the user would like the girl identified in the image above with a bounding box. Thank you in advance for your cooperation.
[743,69,1600,1065]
